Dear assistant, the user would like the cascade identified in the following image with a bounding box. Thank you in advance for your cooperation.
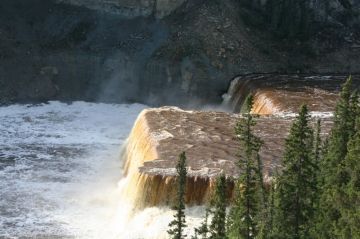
[222,74,357,114]
[222,76,287,114]
[251,90,282,114]
[119,106,333,209]
[118,109,233,208]
[115,74,348,237]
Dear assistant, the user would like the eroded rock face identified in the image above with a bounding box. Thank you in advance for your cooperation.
[56,0,186,18]
[121,107,332,208]
[1,0,236,107]
[1,1,359,106]
[243,0,360,28]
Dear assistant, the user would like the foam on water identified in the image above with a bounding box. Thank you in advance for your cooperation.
[0,101,203,238]
[270,111,334,119]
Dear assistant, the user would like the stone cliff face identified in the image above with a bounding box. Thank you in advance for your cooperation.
[0,0,359,106]
[56,0,186,18]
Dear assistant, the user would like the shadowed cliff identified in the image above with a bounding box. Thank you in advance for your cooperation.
[0,0,359,106]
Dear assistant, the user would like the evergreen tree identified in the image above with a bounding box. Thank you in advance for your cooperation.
[323,77,356,170]
[168,152,187,239]
[194,208,210,239]
[272,105,318,239]
[209,174,228,239]
[335,118,360,238]
[314,119,322,163]
[258,178,276,239]
[227,95,264,239]
[308,119,322,238]
[316,77,358,238]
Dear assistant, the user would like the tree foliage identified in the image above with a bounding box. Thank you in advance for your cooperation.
[205,174,228,239]
[208,174,228,239]
[272,105,318,239]
[178,77,360,239]
[193,208,210,239]
[168,152,187,239]
[316,76,359,238]
[227,95,264,239]
[336,118,360,238]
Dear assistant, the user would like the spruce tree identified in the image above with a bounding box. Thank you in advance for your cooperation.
[194,208,210,239]
[335,118,360,238]
[316,76,358,238]
[272,105,318,239]
[168,152,187,239]
[209,174,228,239]
[308,119,322,238]
[258,174,278,239]
[314,119,322,163]
[326,76,357,162]
[227,95,264,239]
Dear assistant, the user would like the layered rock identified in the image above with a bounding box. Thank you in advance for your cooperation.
[121,107,332,208]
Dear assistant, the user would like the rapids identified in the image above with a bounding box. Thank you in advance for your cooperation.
[0,101,203,239]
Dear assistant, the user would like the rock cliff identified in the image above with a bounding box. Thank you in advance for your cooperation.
[0,0,359,106]
[56,0,186,18]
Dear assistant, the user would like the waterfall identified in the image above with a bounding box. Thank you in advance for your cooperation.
[116,102,334,238]
[221,74,347,114]
[119,109,234,209]
[221,76,281,114]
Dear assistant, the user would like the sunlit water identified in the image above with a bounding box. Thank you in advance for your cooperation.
[0,101,203,239]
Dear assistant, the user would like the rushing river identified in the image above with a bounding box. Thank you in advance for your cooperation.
[0,101,203,239]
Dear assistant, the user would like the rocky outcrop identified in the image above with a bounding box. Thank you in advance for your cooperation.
[121,107,332,208]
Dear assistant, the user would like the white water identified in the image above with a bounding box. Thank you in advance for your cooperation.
[0,101,203,239]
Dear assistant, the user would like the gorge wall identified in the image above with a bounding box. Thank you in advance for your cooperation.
[56,0,187,18]
[0,0,359,106]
